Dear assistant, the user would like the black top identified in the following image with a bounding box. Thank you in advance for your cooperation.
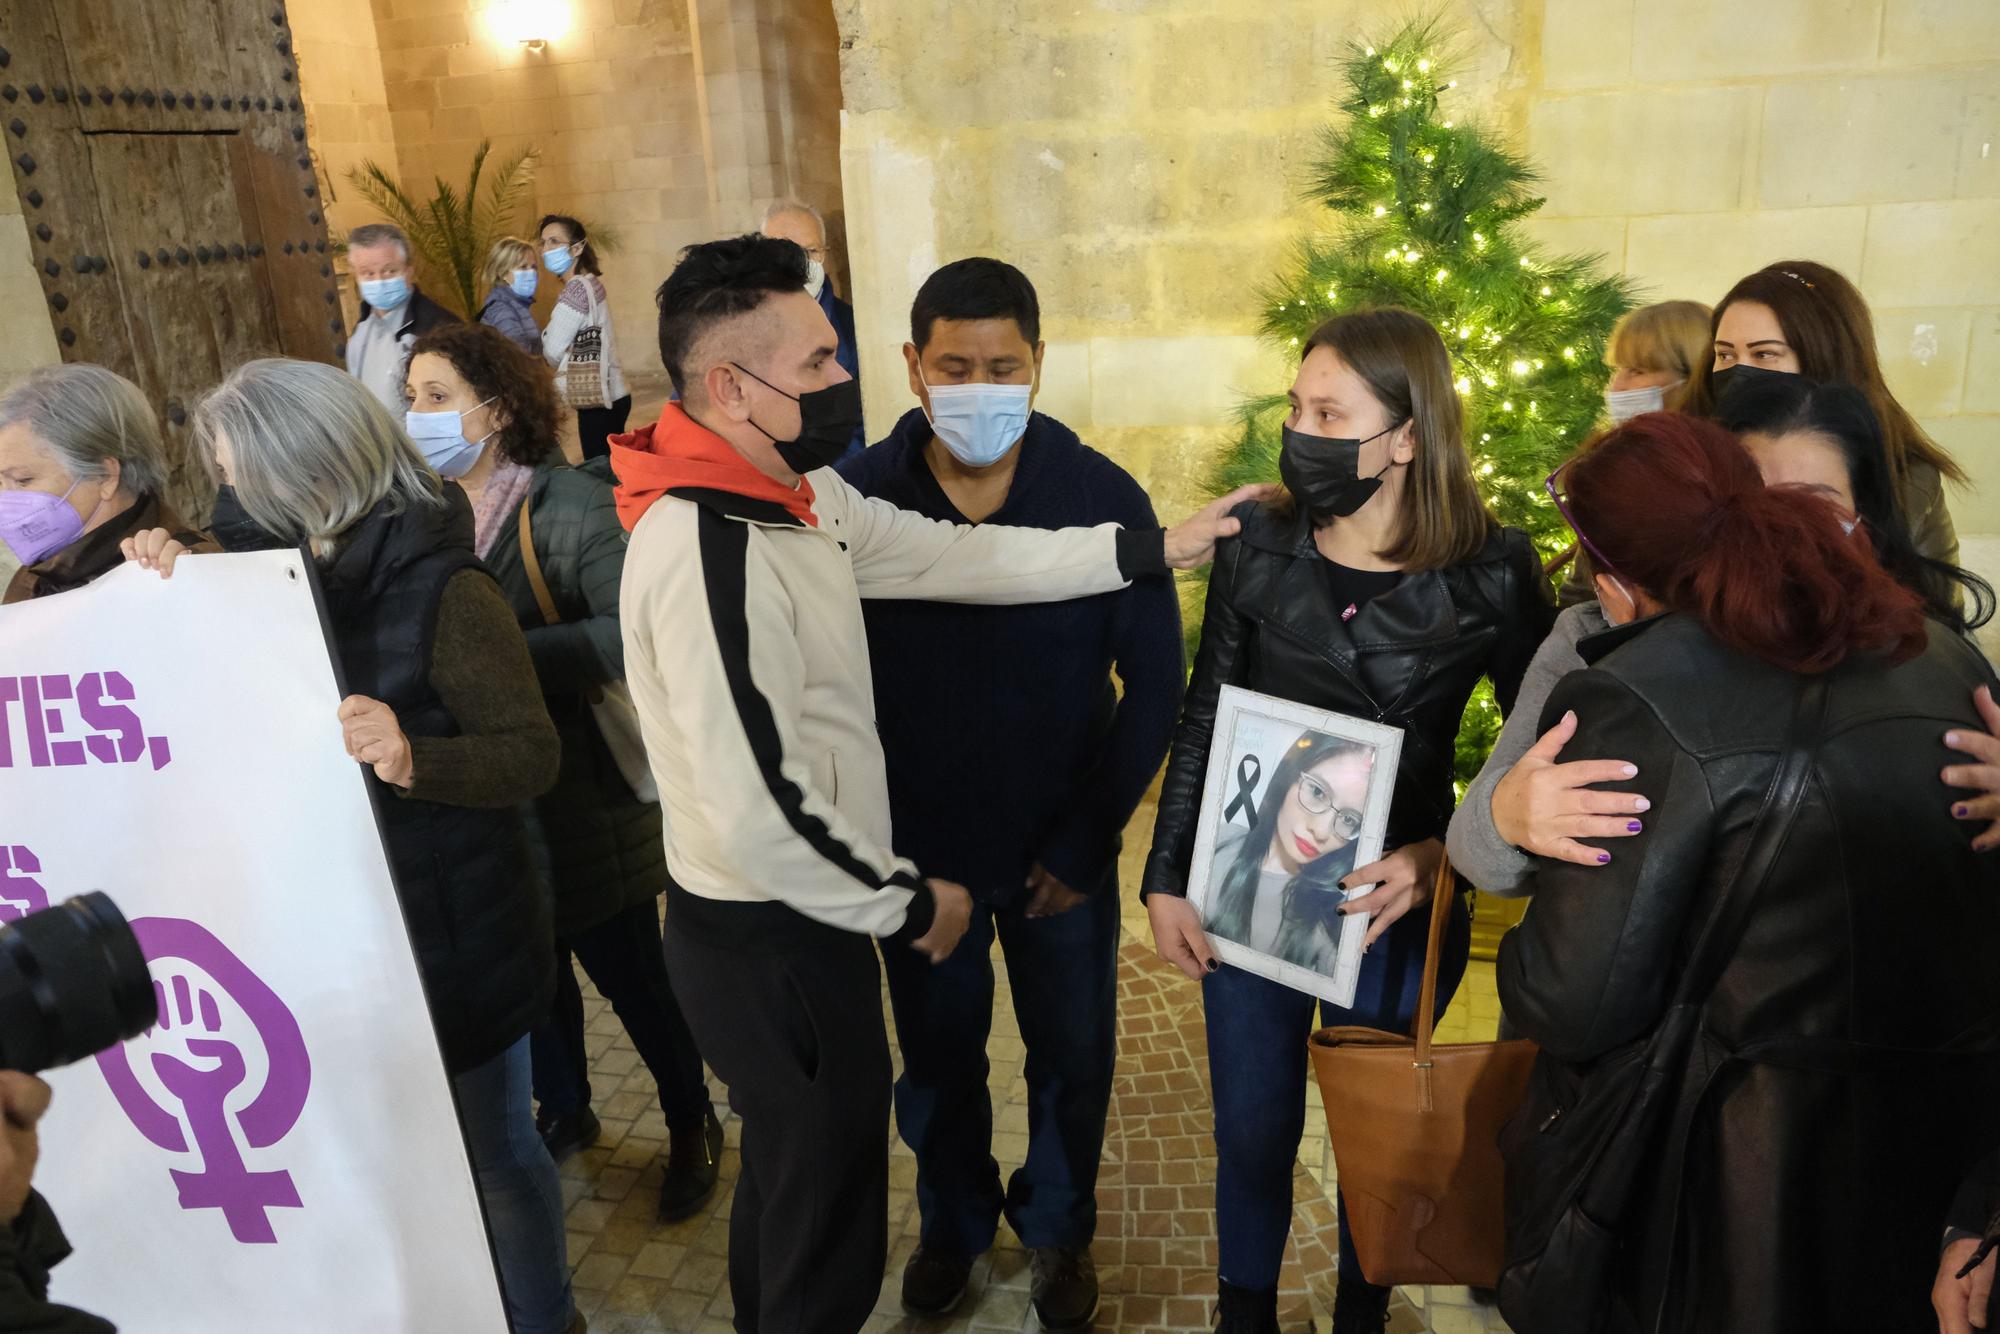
[837,407,1184,901]
[1320,558,1404,625]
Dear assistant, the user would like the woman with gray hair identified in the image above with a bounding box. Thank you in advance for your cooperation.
[125,358,580,1334]
[0,363,212,604]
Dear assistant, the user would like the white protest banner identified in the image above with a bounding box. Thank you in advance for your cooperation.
[0,552,507,1332]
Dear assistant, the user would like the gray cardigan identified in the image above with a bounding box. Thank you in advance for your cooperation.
[1445,601,1608,896]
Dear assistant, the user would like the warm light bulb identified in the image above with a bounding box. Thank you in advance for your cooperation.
[1402,79,1414,91]
[1418,202,1433,212]
[1369,105,1385,118]
[1478,462,1494,475]
[1384,57,1399,72]
[1373,204,1387,217]
[1434,267,1450,282]
[1502,400,1516,412]
[1518,257,1533,268]
[1540,284,1553,296]
[1510,359,1529,376]
[1442,120,1454,128]
[1456,377,1472,394]
[486,0,572,45]
[1417,58,1432,72]
[1365,46,1377,56]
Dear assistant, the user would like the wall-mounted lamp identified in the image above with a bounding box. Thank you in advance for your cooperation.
[487,0,572,52]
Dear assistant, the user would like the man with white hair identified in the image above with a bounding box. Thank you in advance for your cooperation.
[344,221,459,414]
[760,200,864,459]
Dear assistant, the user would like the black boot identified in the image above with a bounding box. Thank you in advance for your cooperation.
[1329,1274,1390,1334]
[658,1106,722,1221]
[1215,1279,1280,1334]
[535,1105,601,1165]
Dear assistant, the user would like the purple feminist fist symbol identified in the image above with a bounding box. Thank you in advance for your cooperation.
[0,845,50,924]
[95,918,312,1243]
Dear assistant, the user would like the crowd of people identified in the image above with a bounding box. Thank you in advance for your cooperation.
[1,205,1998,1334]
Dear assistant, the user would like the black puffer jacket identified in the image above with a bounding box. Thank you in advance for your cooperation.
[319,489,557,1071]
[481,460,666,937]
[1145,501,1555,899]
[1499,613,2000,1332]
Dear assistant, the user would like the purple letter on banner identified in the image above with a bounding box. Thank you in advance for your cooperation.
[0,845,49,924]
[95,918,312,1243]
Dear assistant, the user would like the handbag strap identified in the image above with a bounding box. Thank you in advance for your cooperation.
[1669,672,1831,1009]
[517,499,561,627]
[1412,847,1458,1067]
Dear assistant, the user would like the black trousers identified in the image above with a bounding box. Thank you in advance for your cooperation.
[663,904,891,1334]
[575,394,632,462]
[529,897,710,1130]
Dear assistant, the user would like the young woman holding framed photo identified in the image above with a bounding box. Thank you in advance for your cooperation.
[1142,308,1556,1333]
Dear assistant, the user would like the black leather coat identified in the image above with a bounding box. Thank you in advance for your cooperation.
[1499,613,2000,1332]
[1146,501,1555,902]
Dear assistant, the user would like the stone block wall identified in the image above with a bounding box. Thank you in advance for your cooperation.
[834,0,2000,555]
[291,0,404,240]
[293,0,850,376]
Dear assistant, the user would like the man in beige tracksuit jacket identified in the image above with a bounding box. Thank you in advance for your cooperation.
[613,234,1259,1333]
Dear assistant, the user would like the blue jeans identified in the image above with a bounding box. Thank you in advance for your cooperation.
[1203,891,1470,1297]
[454,1035,576,1334]
[882,883,1121,1253]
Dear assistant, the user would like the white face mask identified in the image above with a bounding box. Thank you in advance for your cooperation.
[1604,380,1682,425]
[804,258,827,301]
[921,369,1034,469]
[406,397,497,480]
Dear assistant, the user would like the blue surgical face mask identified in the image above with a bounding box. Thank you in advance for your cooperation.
[406,396,496,479]
[921,370,1034,468]
[542,245,574,277]
[509,267,537,300]
[360,275,411,312]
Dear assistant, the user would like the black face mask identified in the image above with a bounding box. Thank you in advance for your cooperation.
[1278,421,1405,524]
[1709,362,1795,411]
[732,363,863,474]
[207,485,289,553]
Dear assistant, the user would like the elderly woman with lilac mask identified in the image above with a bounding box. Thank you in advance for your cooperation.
[0,363,212,605]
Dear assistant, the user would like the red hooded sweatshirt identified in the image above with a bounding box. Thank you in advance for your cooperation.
[607,402,817,533]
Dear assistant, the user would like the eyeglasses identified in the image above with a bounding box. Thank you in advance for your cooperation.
[1296,773,1365,841]
[1544,456,1622,580]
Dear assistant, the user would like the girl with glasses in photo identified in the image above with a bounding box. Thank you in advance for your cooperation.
[1205,733,1376,975]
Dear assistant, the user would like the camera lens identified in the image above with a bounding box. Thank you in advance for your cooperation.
[0,893,159,1075]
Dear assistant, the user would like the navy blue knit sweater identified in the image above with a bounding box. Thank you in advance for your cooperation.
[838,408,1185,902]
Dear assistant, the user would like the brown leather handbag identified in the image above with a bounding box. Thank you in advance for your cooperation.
[1307,854,1536,1287]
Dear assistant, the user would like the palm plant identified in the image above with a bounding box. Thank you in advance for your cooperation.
[347,140,541,318]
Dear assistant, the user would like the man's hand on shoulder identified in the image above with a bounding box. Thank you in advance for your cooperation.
[1162,485,1279,569]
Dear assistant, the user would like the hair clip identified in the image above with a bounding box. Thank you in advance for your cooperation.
[1779,269,1816,289]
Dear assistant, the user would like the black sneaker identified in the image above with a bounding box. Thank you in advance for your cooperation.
[900,1243,973,1316]
[659,1107,724,1221]
[1030,1246,1099,1329]
[536,1106,601,1164]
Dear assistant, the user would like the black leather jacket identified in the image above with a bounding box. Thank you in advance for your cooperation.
[1499,613,2000,1332]
[1144,501,1556,900]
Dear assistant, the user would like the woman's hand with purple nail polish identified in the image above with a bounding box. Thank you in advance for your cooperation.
[1490,710,1652,868]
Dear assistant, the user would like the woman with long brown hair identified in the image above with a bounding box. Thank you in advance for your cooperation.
[1143,308,1555,1332]
[1499,412,2000,1330]
[1684,259,1963,564]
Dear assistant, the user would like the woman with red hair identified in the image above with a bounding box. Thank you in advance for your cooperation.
[1497,413,2000,1329]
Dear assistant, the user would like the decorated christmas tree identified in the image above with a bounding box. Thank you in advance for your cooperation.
[1195,16,1634,786]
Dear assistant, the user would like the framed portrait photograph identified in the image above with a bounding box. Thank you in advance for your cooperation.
[1186,685,1404,1010]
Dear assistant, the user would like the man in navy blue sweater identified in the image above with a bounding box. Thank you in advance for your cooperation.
[838,259,1183,1328]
